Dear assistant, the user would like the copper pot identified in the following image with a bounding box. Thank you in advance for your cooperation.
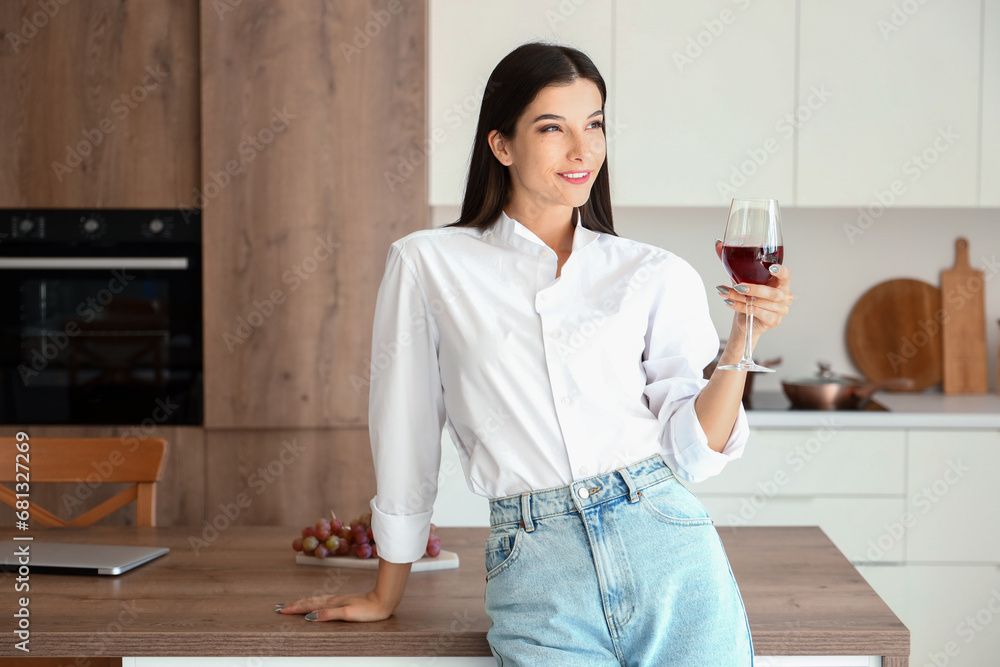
[781,362,914,410]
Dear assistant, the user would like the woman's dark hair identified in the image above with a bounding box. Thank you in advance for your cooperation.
[442,41,616,236]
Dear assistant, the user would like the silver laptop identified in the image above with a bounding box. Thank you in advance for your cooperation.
[2,542,169,575]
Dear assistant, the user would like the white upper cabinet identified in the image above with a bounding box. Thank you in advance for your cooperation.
[613,1,796,206]
[429,0,992,208]
[982,0,1000,206]
[797,0,982,207]
[429,0,613,207]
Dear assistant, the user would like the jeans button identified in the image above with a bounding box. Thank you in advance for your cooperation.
[577,487,590,499]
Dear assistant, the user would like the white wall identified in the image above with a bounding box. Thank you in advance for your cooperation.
[432,205,1000,395]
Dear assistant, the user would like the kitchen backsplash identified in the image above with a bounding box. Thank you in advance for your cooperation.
[431,205,1000,394]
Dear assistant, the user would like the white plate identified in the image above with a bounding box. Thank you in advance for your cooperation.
[295,550,459,572]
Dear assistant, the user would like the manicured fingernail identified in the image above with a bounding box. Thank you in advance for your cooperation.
[715,285,730,295]
[724,299,735,306]
[733,284,750,294]
[714,238,722,245]
[305,612,319,621]
[275,603,286,608]
[768,264,781,275]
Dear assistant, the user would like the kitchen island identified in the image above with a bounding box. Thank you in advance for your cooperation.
[0,525,909,665]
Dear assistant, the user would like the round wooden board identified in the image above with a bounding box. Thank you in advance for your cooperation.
[846,278,942,391]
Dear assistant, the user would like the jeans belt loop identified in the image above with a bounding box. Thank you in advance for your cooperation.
[520,492,535,532]
[618,467,641,503]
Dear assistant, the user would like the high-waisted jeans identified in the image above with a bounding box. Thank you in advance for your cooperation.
[484,453,754,666]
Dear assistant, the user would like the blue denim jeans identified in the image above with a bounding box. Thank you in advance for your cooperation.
[484,453,754,666]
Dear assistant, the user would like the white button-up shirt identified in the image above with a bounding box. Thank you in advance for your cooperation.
[368,208,749,563]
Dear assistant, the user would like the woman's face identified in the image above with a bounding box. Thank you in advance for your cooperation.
[490,78,606,215]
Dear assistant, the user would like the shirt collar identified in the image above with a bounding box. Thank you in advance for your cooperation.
[491,207,600,256]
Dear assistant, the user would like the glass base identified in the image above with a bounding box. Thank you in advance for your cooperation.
[716,362,776,373]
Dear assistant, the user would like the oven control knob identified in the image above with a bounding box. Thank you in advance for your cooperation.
[149,218,165,234]
[83,218,100,234]
[18,218,34,234]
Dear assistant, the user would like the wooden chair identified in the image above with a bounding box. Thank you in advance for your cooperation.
[0,437,168,527]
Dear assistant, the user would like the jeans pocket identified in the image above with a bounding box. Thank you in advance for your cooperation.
[638,477,714,526]
[484,524,525,581]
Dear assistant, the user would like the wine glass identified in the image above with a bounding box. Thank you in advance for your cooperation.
[716,198,783,372]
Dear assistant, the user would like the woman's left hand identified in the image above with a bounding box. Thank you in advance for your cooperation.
[714,240,793,342]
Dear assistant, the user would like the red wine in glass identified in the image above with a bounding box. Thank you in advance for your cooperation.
[717,198,784,373]
[722,245,784,285]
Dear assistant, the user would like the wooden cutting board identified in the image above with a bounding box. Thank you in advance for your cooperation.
[296,550,459,571]
[941,238,989,393]
[846,278,942,391]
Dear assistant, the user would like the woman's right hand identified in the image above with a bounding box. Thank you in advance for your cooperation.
[277,589,395,622]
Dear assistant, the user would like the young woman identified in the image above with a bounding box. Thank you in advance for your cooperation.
[280,42,792,665]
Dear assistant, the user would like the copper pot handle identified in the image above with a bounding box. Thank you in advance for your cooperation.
[854,377,915,400]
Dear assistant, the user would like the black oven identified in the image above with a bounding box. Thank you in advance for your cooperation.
[0,209,202,425]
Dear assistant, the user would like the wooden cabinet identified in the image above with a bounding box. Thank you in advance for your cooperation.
[0,0,199,207]
[613,0,796,206]
[982,0,1000,206]
[202,428,375,527]
[796,0,981,206]
[200,0,428,428]
[428,0,613,206]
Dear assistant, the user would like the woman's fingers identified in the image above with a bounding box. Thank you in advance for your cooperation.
[765,263,790,285]
[725,292,791,315]
[718,264,792,308]
[722,298,784,329]
[277,595,340,614]
[308,605,351,622]
[723,298,790,326]
[729,281,791,304]
[720,262,793,333]
[275,591,391,623]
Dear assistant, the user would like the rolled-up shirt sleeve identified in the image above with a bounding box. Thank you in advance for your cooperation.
[641,253,749,483]
[368,242,446,563]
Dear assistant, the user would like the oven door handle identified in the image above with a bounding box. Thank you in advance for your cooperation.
[0,257,189,270]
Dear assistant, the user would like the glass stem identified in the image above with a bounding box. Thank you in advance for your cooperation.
[741,295,756,365]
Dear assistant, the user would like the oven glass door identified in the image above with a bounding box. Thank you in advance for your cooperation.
[0,258,202,425]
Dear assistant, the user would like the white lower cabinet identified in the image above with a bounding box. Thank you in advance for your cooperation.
[684,429,906,496]
[857,563,1000,667]
[695,495,908,564]
[127,660,498,666]
[905,431,1000,563]
[428,424,1000,667]
[128,658,882,666]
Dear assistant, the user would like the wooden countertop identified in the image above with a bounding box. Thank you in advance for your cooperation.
[0,526,909,661]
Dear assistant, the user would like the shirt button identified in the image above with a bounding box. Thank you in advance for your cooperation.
[539,294,547,302]
[578,466,588,476]
[577,487,590,499]
[561,396,571,406]
[549,330,562,339]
